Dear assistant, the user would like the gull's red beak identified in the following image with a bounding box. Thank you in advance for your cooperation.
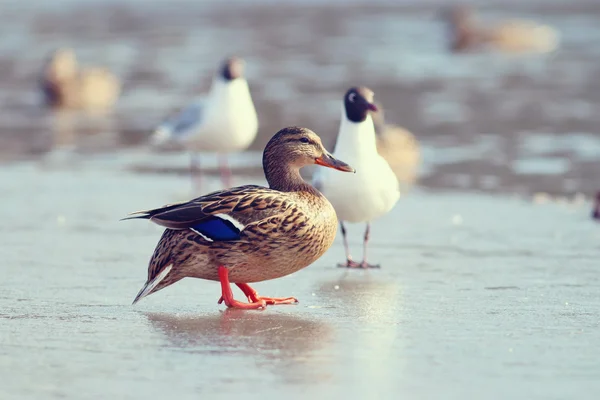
[315,152,355,173]
[367,103,378,112]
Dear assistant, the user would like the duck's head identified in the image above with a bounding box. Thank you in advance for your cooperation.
[43,48,78,82]
[263,127,354,190]
[219,56,245,81]
[344,87,378,123]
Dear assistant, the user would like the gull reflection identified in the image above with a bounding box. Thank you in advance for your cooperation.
[315,271,405,395]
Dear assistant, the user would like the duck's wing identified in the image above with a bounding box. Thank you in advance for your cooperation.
[122,185,295,242]
[151,99,204,145]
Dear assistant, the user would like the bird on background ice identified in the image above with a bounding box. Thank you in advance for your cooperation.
[40,48,121,110]
[592,192,600,221]
[151,56,258,191]
[370,102,421,188]
[124,127,354,310]
[313,87,400,269]
[441,5,559,54]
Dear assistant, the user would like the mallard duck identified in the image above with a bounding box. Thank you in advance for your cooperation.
[312,87,400,269]
[441,5,559,53]
[371,103,420,188]
[124,127,354,309]
[593,192,600,221]
[150,56,259,191]
[40,48,121,109]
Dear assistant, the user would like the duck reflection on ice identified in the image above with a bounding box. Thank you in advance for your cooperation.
[144,310,333,384]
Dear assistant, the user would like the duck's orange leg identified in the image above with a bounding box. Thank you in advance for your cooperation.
[235,283,299,305]
[217,266,266,309]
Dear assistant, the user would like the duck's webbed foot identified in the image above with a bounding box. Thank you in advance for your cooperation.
[217,295,266,309]
[236,283,298,305]
[218,266,266,310]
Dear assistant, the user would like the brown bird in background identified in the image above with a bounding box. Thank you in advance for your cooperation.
[40,48,121,110]
[371,103,420,189]
[441,5,559,54]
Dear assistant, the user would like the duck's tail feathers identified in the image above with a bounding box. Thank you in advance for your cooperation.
[119,210,153,221]
[120,201,188,222]
[132,264,173,305]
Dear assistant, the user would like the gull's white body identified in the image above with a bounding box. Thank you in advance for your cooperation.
[152,77,258,152]
[313,107,400,223]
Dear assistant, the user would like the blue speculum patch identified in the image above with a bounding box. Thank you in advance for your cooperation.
[190,216,241,241]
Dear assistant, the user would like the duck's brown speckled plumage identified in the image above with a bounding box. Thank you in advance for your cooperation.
[126,127,354,305]
[143,185,337,286]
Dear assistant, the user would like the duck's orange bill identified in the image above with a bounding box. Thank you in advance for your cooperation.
[315,154,355,173]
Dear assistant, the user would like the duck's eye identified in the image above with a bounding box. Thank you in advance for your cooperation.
[348,93,356,103]
[299,137,310,144]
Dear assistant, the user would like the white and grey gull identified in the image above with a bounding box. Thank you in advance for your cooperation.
[151,56,258,191]
[313,87,400,268]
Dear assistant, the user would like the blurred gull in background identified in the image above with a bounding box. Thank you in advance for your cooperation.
[441,4,560,53]
[313,87,400,269]
[371,102,421,189]
[40,48,121,110]
[150,56,259,191]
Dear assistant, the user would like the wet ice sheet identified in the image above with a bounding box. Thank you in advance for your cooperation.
[1,159,599,400]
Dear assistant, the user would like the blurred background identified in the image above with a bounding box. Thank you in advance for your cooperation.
[3,0,600,197]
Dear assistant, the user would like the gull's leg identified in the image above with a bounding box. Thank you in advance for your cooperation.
[190,152,202,193]
[359,223,380,269]
[337,222,360,268]
[219,154,232,188]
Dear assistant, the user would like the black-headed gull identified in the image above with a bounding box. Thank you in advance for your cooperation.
[151,56,258,190]
[313,87,400,268]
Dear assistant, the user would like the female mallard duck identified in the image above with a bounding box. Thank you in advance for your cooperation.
[442,5,559,54]
[124,127,354,309]
[593,192,600,221]
[40,48,121,110]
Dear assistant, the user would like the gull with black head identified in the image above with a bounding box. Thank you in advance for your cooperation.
[313,87,400,268]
